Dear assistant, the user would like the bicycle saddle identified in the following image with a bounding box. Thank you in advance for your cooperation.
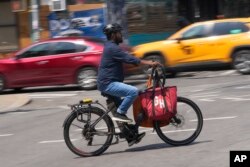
[101,92,116,99]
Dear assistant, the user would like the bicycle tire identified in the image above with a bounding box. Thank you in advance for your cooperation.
[154,96,203,146]
[64,107,115,157]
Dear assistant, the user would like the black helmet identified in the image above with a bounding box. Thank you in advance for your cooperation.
[103,23,123,35]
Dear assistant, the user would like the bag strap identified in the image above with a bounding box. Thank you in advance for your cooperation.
[150,67,170,117]
[161,87,169,113]
[159,66,166,87]
[156,67,169,113]
[151,68,157,118]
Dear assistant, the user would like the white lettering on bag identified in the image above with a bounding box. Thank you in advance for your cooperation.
[154,96,165,108]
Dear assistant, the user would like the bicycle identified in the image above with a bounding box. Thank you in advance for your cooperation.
[63,67,203,157]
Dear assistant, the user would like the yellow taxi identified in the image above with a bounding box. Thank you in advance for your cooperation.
[133,18,250,75]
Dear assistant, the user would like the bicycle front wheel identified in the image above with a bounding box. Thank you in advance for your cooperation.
[154,96,203,146]
[64,107,115,157]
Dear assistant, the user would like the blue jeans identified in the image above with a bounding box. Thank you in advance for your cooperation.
[103,82,139,114]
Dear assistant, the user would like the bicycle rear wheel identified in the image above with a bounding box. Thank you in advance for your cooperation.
[63,107,115,157]
[154,96,203,146]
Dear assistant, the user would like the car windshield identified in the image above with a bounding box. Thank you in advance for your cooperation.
[181,25,207,39]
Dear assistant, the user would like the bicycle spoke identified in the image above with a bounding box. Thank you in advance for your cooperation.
[71,123,84,129]
[64,107,114,157]
[92,131,112,136]
[154,97,203,146]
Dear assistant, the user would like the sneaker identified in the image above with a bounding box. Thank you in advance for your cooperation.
[127,132,146,147]
[128,139,137,147]
[135,132,146,144]
[112,112,133,122]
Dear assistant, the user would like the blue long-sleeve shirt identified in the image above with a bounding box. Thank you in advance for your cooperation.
[97,41,141,91]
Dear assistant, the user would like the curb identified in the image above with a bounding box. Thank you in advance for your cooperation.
[0,94,31,113]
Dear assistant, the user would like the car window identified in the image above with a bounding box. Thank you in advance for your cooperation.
[21,43,51,58]
[213,22,249,36]
[76,44,88,52]
[53,42,78,54]
[181,25,208,39]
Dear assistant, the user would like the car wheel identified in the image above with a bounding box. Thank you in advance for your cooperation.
[143,55,176,77]
[233,50,250,74]
[76,67,97,90]
[0,75,5,93]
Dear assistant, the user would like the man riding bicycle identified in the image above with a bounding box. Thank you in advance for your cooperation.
[97,23,160,146]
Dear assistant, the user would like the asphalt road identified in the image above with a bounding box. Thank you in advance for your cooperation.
[1,70,250,167]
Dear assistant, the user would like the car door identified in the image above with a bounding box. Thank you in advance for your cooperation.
[46,41,88,84]
[209,21,250,61]
[168,24,214,65]
[9,43,53,86]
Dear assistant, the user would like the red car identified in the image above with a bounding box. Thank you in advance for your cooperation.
[0,37,140,92]
[0,37,104,92]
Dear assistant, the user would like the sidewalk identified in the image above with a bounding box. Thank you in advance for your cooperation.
[0,94,31,113]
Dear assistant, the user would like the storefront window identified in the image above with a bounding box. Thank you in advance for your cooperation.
[126,0,178,33]
[0,1,18,52]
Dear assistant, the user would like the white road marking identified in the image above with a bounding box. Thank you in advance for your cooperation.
[199,98,215,102]
[151,129,196,134]
[190,116,237,122]
[191,94,218,98]
[219,70,236,76]
[73,127,154,132]
[235,85,250,89]
[38,116,238,144]
[59,106,70,109]
[221,97,250,101]
[39,140,65,144]
[191,91,220,96]
[74,127,109,131]
[39,139,78,144]
[30,97,67,99]
[29,93,77,99]
[139,128,154,133]
[189,89,204,92]
[0,134,14,137]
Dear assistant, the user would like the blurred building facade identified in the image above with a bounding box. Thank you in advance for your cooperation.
[125,0,250,45]
[0,0,250,57]
[0,0,51,58]
[0,0,105,58]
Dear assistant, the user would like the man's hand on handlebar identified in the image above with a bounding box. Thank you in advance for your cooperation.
[151,61,162,67]
[140,60,162,67]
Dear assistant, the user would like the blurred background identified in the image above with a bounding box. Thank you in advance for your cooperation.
[1,0,250,92]
[2,2,250,166]
[1,0,250,58]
